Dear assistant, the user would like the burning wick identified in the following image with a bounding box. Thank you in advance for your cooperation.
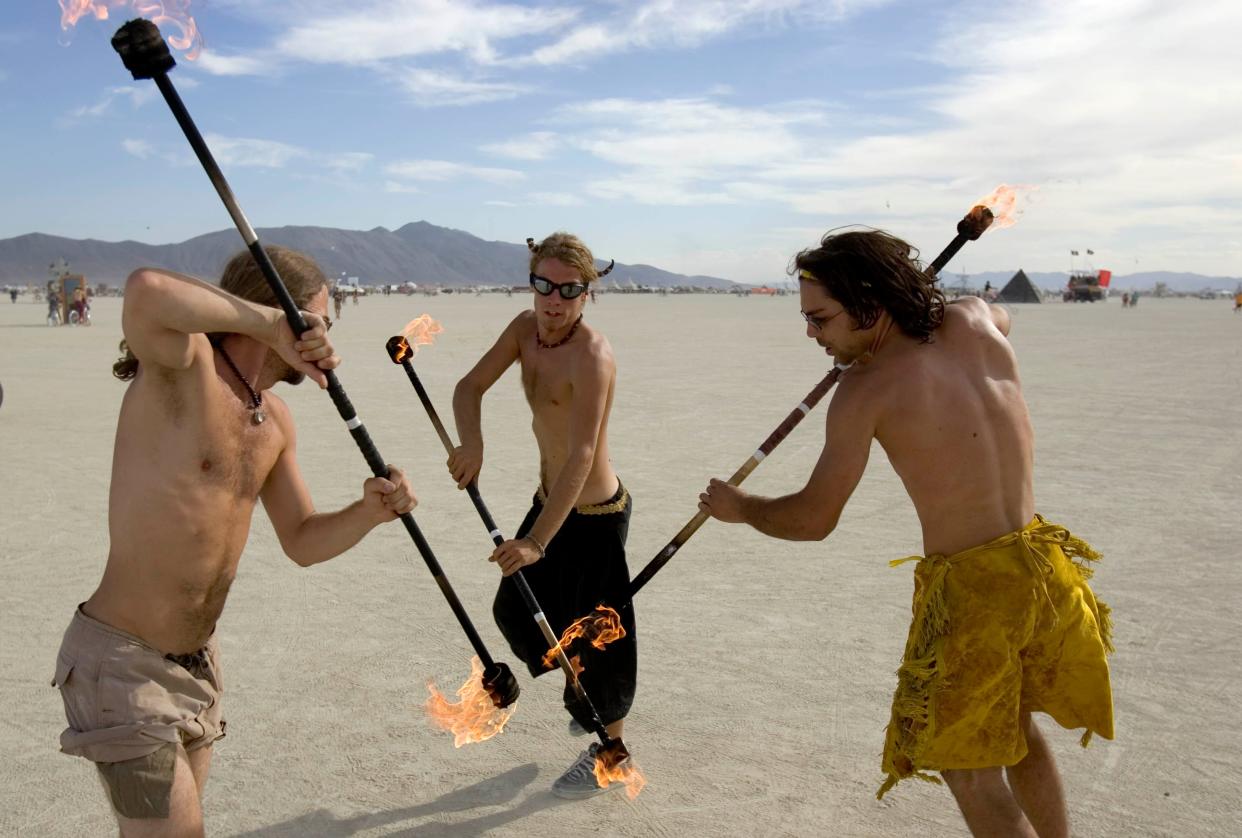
[386,315,444,364]
[974,183,1034,231]
[425,656,516,747]
[541,605,626,672]
[594,742,647,800]
[60,1,203,60]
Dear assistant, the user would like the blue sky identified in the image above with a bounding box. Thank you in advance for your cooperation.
[1,0,1238,282]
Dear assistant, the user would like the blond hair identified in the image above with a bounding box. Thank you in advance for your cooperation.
[528,232,600,283]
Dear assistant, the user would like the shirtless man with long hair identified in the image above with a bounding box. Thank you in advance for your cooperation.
[53,247,416,836]
[701,229,1114,837]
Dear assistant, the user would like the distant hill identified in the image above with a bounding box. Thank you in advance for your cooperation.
[0,222,736,290]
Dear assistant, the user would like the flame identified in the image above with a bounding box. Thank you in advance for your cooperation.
[593,749,647,800]
[391,336,412,363]
[400,314,444,354]
[424,656,516,747]
[59,1,203,59]
[974,183,1036,231]
[541,605,626,671]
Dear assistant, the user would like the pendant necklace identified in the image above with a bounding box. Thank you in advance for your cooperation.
[537,315,582,349]
[216,343,266,425]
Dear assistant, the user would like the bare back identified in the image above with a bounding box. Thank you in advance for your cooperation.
[514,311,618,504]
[88,338,287,653]
[847,299,1034,555]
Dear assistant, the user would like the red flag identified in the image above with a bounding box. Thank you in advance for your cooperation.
[1097,270,1112,288]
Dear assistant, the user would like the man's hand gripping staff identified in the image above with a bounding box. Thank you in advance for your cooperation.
[386,334,642,797]
[111,18,518,712]
[623,190,1003,602]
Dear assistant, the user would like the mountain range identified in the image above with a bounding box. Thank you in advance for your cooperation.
[2,223,1237,292]
[0,222,734,290]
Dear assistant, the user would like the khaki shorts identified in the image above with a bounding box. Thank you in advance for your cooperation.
[52,606,225,817]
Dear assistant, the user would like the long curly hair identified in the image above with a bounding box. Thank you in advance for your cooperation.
[791,229,944,342]
[113,246,327,380]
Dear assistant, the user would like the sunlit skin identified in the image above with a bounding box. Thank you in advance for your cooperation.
[449,255,623,740]
[698,282,1065,838]
[82,267,416,836]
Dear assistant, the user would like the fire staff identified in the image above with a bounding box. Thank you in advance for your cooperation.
[448,232,638,800]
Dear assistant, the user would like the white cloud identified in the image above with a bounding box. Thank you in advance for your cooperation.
[386,159,525,184]
[529,192,585,207]
[196,50,267,76]
[273,0,576,65]
[393,69,529,106]
[384,181,423,194]
[69,85,157,119]
[484,199,517,207]
[122,139,155,159]
[480,132,561,160]
[204,134,307,168]
[527,0,887,66]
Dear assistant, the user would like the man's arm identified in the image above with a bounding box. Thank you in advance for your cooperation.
[448,313,523,488]
[699,384,875,541]
[260,398,416,566]
[122,267,336,386]
[490,341,613,575]
[949,295,1011,338]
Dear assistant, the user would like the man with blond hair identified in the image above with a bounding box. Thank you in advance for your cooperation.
[450,232,636,799]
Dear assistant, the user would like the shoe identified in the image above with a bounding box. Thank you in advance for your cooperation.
[568,717,588,737]
[551,743,614,800]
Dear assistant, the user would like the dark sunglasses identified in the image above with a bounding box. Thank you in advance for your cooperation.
[530,273,589,300]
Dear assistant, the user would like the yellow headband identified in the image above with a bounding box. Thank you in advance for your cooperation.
[798,269,816,281]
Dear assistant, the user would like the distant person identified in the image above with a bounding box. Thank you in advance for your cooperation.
[51,248,417,834]
[1121,292,1130,308]
[71,288,90,326]
[1130,290,1139,308]
[9,288,16,303]
[333,286,344,320]
[699,229,1113,837]
[352,289,359,306]
[47,289,62,325]
[450,232,636,799]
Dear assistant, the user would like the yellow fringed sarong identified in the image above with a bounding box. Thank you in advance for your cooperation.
[877,516,1114,798]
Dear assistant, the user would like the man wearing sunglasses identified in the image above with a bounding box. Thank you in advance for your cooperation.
[698,229,1113,837]
[450,232,636,799]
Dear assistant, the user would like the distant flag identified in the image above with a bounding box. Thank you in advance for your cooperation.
[1070,250,1079,255]
[1086,249,1095,255]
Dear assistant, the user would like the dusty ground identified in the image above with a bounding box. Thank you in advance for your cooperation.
[1,292,1238,837]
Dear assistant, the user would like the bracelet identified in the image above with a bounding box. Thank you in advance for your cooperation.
[525,534,547,558]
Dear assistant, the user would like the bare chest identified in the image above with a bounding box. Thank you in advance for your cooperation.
[520,349,574,412]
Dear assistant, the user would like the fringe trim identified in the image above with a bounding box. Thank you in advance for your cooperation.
[878,558,951,799]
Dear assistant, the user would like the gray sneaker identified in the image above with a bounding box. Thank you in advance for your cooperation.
[551,743,614,800]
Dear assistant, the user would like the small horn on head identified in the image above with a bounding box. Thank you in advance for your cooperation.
[597,259,615,278]
[526,237,537,252]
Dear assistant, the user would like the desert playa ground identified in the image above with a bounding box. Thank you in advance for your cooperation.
[0,292,1238,836]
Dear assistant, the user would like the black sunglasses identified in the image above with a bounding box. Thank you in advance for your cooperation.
[530,273,588,300]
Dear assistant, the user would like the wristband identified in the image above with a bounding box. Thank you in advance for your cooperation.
[525,534,547,558]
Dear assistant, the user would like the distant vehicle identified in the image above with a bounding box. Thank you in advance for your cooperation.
[1063,269,1111,302]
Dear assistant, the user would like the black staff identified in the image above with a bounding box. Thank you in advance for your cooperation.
[385,336,632,772]
[623,201,996,599]
[110,19,517,709]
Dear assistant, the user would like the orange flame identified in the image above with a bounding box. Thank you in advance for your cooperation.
[400,314,444,354]
[975,183,1036,231]
[541,605,626,671]
[424,656,516,747]
[593,750,647,800]
[60,1,203,59]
